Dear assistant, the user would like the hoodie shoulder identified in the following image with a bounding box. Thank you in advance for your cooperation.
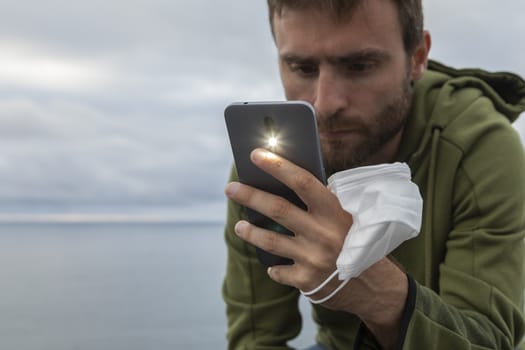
[397,60,525,163]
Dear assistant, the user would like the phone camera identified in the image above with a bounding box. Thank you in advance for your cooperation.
[264,116,275,132]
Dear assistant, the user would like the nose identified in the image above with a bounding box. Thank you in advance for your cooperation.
[313,68,347,118]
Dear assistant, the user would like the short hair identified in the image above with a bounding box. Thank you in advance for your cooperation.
[267,0,424,53]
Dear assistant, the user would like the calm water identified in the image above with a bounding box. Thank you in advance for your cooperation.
[0,222,315,349]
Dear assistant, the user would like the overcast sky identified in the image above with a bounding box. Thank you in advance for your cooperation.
[0,0,524,223]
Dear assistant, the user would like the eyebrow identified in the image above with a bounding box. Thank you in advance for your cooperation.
[330,48,391,65]
[280,48,391,65]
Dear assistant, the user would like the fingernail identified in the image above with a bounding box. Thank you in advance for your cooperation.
[225,182,240,197]
[267,267,272,276]
[234,221,248,235]
[251,149,264,162]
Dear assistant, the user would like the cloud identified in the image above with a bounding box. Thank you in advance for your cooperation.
[0,95,235,222]
[0,0,523,222]
[424,0,525,76]
[0,40,115,93]
[0,0,284,222]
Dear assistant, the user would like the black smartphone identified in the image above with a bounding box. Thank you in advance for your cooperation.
[224,101,326,266]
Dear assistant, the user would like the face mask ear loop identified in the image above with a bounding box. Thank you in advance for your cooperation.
[300,269,351,304]
[307,277,351,305]
[300,270,339,296]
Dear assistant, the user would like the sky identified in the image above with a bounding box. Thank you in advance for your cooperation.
[0,0,524,223]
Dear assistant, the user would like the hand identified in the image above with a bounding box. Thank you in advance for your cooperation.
[225,148,408,349]
[225,148,353,295]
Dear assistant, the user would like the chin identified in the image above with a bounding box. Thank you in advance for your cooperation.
[322,142,375,173]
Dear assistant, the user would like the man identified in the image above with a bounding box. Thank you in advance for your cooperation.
[223,0,525,349]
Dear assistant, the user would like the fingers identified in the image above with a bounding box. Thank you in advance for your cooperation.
[267,265,296,287]
[225,181,316,239]
[234,220,299,261]
[249,148,337,216]
[267,263,341,296]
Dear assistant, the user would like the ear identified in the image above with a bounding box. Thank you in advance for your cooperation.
[410,30,431,81]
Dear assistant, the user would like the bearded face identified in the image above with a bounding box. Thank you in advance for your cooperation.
[318,74,412,174]
[273,3,423,174]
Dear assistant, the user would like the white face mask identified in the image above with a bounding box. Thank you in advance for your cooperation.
[328,162,423,281]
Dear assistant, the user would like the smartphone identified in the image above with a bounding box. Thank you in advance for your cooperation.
[224,101,326,266]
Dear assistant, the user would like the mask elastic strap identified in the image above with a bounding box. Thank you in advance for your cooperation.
[300,270,351,304]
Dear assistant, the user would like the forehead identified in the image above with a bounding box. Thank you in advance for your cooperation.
[273,0,404,58]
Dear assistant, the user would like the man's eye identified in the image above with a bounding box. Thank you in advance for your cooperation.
[290,63,318,76]
[346,62,374,72]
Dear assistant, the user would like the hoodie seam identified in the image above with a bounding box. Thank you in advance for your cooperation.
[434,136,481,277]
[423,127,442,288]
[456,164,481,278]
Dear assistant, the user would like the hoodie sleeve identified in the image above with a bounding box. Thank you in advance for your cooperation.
[399,103,525,349]
[222,166,302,350]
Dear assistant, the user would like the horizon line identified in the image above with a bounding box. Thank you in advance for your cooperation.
[0,213,225,225]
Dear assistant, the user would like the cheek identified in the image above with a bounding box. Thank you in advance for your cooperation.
[355,69,407,112]
[342,85,381,117]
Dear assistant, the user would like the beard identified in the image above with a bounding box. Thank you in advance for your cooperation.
[319,76,413,176]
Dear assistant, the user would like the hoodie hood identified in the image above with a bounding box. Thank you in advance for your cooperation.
[397,59,525,164]
[427,60,525,122]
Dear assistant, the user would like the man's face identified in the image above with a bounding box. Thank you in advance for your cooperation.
[273,0,416,173]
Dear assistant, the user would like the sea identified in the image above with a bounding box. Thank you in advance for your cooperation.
[0,222,316,350]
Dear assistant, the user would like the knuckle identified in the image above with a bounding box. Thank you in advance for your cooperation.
[305,254,328,271]
[298,270,322,292]
[262,232,279,254]
[237,185,255,203]
[318,236,341,256]
[295,272,310,290]
[294,172,316,192]
[269,197,291,220]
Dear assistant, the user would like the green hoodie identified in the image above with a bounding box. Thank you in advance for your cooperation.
[222,60,525,350]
